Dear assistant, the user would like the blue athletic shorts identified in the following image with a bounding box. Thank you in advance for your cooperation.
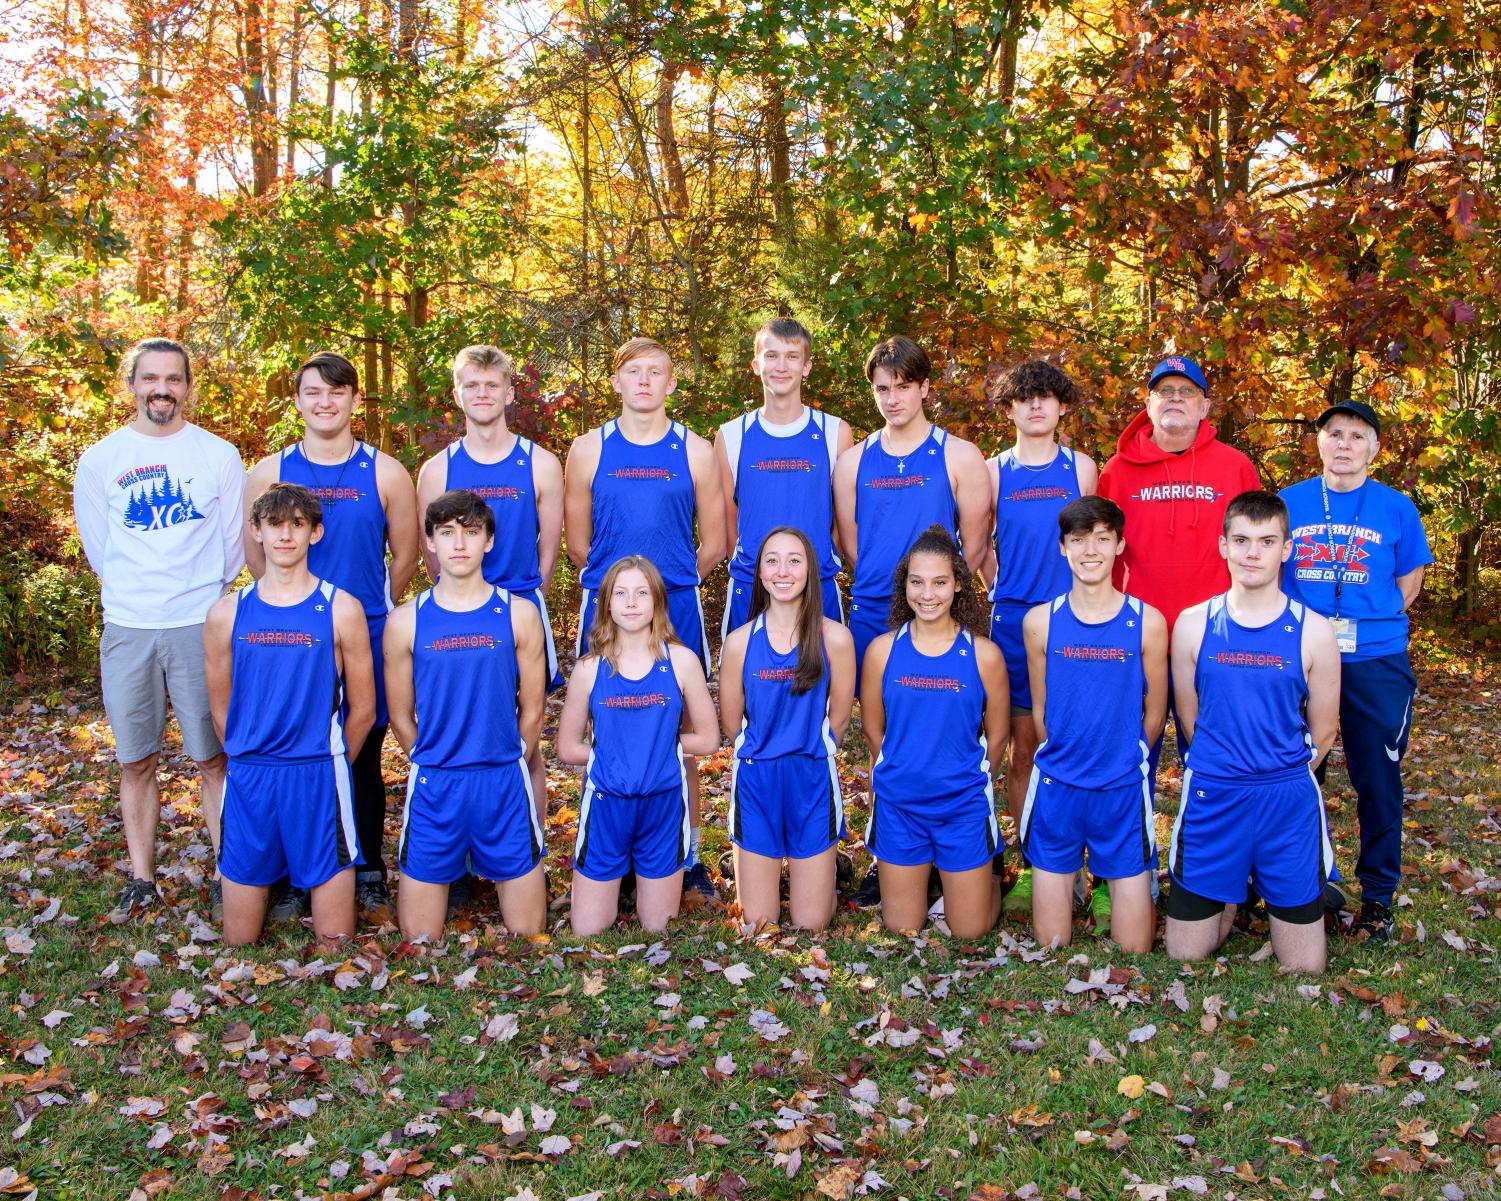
[399,762,543,885]
[220,756,361,889]
[1019,771,1154,879]
[867,785,999,874]
[573,783,689,882]
[722,576,844,641]
[579,585,709,677]
[1168,767,1332,911]
[729,754,844,859]
[848,599,892,695]
[988,599,1033,711]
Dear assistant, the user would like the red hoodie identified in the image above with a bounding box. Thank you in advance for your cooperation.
[1097,411,1260,630]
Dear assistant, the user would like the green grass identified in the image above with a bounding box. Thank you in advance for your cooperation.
[1,648,1498,1200]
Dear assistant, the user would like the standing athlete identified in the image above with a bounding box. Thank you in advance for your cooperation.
[73,337,245,923]
[834,336,991,689]
[1166,491,1340,973]
[204,483,375,946]
[983,360,1097,915]
[384,490,549,941]
[416,343,563,817]
[1280,400,1431,943]
[564,337,726,899]
[1020,497,1167,953]
[834,336,991,906]
[714,317,853,634]
[244,351,420,923]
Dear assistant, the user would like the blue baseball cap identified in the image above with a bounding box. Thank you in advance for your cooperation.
[1148,356,1208,394]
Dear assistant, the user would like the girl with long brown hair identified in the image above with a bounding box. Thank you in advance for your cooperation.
[718,528,857,929]
[556,556,720,936]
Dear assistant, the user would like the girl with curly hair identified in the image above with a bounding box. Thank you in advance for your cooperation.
[860,525,1009,937]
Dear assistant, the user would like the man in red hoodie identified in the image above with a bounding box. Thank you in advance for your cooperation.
[1098,357,1261,632]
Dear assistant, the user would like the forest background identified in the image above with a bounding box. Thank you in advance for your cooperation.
[1,0,1499,670]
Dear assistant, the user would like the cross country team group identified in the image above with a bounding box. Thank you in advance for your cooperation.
[72,320,1432,974]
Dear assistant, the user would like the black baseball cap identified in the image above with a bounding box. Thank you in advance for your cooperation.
[1315,400,1380,436]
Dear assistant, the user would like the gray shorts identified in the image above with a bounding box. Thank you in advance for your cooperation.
[99,622,223,764]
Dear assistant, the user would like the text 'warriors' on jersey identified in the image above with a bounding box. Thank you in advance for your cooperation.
[873,625,990,804]
[582,422,698,590]
[990,447,1079,606]
[225,580,345,761]
[1188,595,1313,780]
[410,586,524,768]
[852,428,957,605]
[722,409,841,583]
[279,443,392,616]
[444,439,543,592]
[1033,594,1148,790]
[585,652,687,798]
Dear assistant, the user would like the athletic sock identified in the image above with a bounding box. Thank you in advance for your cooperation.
[687,825,701,869]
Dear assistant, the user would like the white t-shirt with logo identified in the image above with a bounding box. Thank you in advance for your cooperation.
[74,423,247,629]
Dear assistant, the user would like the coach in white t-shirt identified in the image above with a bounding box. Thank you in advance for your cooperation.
[73,338,246,923]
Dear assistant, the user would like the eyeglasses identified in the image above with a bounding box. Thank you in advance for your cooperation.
[1150,386,1203,401]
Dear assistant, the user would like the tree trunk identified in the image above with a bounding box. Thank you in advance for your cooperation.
[764,74,795,244]
[237,0,279,195]
[286,3,302,176]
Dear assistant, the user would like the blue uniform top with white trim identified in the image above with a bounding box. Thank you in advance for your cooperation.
[1279,476,1433,661]
[585,651,686,797]
[852,427,958,607]
[721,408,840,582]
[1188,594,1312,781]
[581,421,698,590]
[279,442,391,617]
[224,579,345,762]
[990,447,1079,605]
[873,624,989,803]
[443,437,543,592]
[1033,594,1148,790]
[733,615,834,761]
[410,586,524,768]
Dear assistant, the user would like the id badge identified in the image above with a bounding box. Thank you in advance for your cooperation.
[1330,617,1357,655]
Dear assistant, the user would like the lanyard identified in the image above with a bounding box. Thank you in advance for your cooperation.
[1319,477,1368,617]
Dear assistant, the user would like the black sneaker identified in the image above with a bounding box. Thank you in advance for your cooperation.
[683,862,720,903]
[108,878,158,924]
[716,849,736,882]
[1353,898,1394,944]
[208,879,223,924]
[267,882,310,922]
[355,875,394,925]
[835,850,855,891]
[850,863,881,909]
[446,872,476,920]
[1323,879,1348,914]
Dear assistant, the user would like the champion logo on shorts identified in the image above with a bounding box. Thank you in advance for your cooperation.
[315,604,326,612]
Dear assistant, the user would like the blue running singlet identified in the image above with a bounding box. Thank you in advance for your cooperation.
[852,427,957,606]
[721,408,840,583]
[580,421,698,590]
[410,586,525,768]
[1187,594,1313,780]
[733,615,836,762]
[873,624,990,803]
[279,442,391,617]
[584,651,687,798]
[989,447,1079,606]
[1033,594,1149,790]
[224,579,346,761]
[443,437,543,592]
